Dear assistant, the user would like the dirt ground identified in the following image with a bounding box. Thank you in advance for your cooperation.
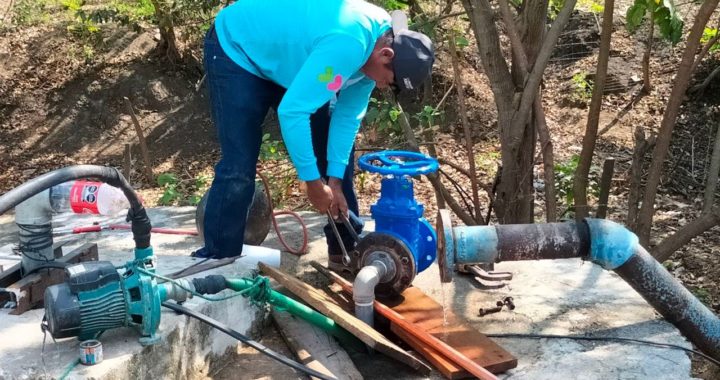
[1,1,720,378]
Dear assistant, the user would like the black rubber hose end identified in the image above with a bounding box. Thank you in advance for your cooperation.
[192,275,227,295]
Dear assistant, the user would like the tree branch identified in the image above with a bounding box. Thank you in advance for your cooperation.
[534,95,557,222]
[387,93,477,225]
[449,35,482,224]
[460,0,515,114]
[653,207,720,262]
[689,17,720,77]
[702,121,720,213]
[636,0,720,246]
[573,0,615,220]
[510,0,578,139]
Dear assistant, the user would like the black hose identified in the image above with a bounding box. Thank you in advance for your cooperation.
[0,165,151,248]
[161,301,336,380]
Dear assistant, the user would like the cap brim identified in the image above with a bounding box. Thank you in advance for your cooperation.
[390,10,408,34]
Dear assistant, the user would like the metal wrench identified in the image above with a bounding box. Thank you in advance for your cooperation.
[326,211,353,266]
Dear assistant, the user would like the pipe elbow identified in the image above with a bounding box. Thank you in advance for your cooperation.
[353,264,383,305]
[585,218,639,270]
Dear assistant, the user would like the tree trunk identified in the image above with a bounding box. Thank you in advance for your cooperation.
[703,123,720,214]
[573,0,615,220]
[642,14,654,94]
[635,0,720,246]
[534,95,557,222]
[627,126,654,229]
[462,0,576,223]
[150,0,180,62]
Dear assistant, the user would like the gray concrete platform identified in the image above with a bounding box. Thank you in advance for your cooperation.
[287,214,698,380]
[0,207,699,379]
[0,207,268,380]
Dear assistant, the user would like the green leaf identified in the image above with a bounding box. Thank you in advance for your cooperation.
[454,35,469,48]
[157,173,178,187]
[389,108,401,122]
[187,194,202,206]
[626,1,647,33]
[262,133,270,142]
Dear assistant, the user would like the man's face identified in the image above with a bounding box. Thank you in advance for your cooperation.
[362,46,395,89]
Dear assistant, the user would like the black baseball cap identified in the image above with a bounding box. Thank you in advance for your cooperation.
[390,10,435,92]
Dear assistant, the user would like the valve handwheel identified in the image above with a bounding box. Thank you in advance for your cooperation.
[358,150,439,176]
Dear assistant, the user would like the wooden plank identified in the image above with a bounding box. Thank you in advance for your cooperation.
[310,261,508,380]
[392,324,470,379]
[258,262,430,374]
[389,287,517,377]
[273,310,363,380]
[8,243,98,314]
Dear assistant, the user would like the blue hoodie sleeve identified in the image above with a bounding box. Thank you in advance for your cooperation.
[326,77,375,178]
[277,34,368,181]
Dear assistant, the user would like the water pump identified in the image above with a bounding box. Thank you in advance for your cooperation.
[43,247,168,345]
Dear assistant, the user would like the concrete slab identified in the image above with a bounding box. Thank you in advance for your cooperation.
[0,207,700,379]
[285,214,698,380]
[0,207,267,380]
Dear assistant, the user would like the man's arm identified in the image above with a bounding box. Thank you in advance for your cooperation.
[277,34,367,182]
[326,77,376,179]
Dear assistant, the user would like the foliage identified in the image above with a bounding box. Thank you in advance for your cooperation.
[571,71,593,103]
[259,133,286,161]
[365,97,403,138]
[549,0,604,19]
[61,0,102,41]
[701,27,719,52]
[373,0,409,10]
[413,105,443,129]
[12,0,51,26]
[555,155,601,208]
[156,172,210,206]
[626,0,684,44]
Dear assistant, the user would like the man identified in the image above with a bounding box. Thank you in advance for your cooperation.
[197,0,434,269]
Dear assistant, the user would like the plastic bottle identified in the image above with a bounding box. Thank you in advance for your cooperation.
[49,180,130,216]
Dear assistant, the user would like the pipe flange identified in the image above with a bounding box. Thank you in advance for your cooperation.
[357,232,415,297]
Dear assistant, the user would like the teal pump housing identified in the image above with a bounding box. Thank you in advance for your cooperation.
[44,247,164,345]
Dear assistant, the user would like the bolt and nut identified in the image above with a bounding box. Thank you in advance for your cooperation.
[478,296,516,316]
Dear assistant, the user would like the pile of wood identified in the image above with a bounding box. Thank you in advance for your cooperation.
[258,261,517,380]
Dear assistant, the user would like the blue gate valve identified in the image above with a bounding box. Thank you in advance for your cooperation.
[355,150,439,295]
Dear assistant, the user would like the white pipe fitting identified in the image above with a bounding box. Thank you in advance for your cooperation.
[353,261,387,328]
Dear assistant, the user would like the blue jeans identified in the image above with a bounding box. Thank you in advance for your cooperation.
[200,26,363,259]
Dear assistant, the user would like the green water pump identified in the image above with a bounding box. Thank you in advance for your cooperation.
[43,247,167,345]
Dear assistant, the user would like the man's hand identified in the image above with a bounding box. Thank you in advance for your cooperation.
[328,177,348,220]
[306,179,333,214]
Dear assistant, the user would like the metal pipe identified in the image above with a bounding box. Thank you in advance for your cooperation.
[451,222,589,264]
[439,213,720,362]
[614,246,720,360]
[353,262,388,328]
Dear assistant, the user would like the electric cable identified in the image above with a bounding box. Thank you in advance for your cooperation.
[486,333,720,367]
[161,301,336,380]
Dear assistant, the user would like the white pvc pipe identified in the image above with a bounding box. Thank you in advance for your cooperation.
[353,262,387,328]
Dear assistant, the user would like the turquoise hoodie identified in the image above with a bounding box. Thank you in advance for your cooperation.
[215,0,392,181]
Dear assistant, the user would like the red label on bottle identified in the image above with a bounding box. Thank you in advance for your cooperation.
[70,181,101,214]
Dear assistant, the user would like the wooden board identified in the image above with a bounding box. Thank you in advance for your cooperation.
[258,262,430,374]
[5,243,98,314]
[392,325,469,379]
[390,286,517,377]
[273,310,364,380]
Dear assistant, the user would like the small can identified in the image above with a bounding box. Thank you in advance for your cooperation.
[79,339,103,365]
